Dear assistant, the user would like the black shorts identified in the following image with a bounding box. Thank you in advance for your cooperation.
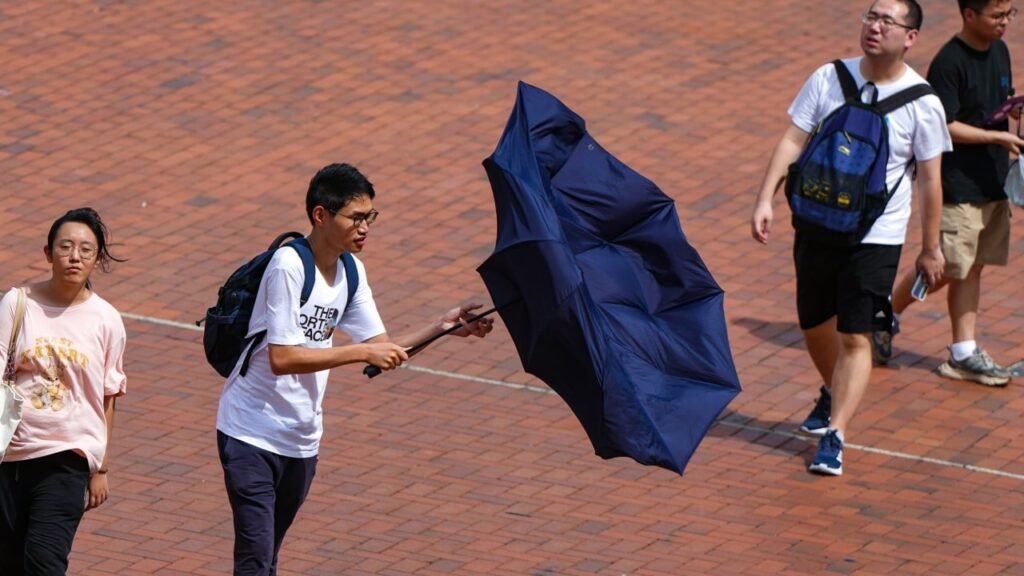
[793,234,902,334]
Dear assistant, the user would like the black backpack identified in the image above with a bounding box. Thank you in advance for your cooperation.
[785,60,935,246]
[201,231,358,378]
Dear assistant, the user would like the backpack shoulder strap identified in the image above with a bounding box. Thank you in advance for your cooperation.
[874,85,936,189]
[832,60,860,102]
[285,237,316,307]
[268,230,304,251]
[875,84,936,115]
[341,252,358,314]
[280,237,357,311]
[240,232,313,377]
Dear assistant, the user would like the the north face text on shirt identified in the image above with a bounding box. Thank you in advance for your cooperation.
[301,305,339,342]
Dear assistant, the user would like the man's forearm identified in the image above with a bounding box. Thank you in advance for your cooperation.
[268,343,370,375]
[755,127,807,205]
[390,321,444,355]
[916,160,944,250]
[948,121,1007,146]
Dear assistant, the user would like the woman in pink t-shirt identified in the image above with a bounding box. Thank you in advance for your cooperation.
[0,207,127,576]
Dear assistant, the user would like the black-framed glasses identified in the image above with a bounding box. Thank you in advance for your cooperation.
[980,6,1018,22]
[861,11,916,31]
[328,207,380,228]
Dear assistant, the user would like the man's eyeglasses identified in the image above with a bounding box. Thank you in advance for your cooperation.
[980,7,1018,22]
[861,11,916,31]
[328,208,380,228]
[54,242,97,261]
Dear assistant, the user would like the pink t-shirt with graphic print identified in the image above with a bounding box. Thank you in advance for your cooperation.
[0,288,127,473]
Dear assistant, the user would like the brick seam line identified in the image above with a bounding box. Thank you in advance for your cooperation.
[14,304,1024,482]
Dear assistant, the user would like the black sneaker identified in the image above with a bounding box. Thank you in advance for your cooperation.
[871,315,900,366]
[937,348,1012,387]
[798,386,831,436]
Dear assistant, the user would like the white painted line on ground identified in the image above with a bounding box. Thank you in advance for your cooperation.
[122,312,203,331]
[714,420,1024,481]
[106,309,1024,482]
[400,364,553,394]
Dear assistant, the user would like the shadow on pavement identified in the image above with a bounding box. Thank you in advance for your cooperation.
[709,409,815,458]
[731,317,804,350]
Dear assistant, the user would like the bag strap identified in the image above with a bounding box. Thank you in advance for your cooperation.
[875,84,936,115]
[832,60,860,102]
[285,237,317,307]
[239,235,314,377]
[876,84,935,187]
[341,252,358,314]
[3,288,27,384]
[267,231,304,251]
[238,240,356,377]
[238,331,265,377]
[283,237,357,311]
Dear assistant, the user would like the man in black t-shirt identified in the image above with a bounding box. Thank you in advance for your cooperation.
[874,0,1023,386]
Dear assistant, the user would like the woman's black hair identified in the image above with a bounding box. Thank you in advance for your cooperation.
[47,207,125,273]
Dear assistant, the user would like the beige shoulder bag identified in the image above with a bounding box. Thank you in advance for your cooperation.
[1,288,27,459]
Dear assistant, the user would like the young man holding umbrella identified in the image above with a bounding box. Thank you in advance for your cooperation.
[215,163,493,575]
[750,0,951,476]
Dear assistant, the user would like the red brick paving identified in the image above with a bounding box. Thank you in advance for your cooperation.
[3,1,1024,574]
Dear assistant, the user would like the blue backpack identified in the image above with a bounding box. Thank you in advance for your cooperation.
[201,231,358,378]
[785,60,936,246]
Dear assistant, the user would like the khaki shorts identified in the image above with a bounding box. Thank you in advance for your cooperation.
[940,200,1011,280]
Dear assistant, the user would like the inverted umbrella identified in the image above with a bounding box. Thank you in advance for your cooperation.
[477,82,741,474]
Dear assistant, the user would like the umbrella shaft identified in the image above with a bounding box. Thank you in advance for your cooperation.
[406,306,498,355]
[363,306,498,378]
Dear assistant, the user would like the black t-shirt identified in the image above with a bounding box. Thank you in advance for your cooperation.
[927,36,1013,204]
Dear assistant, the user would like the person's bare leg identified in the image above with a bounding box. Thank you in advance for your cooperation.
[947,264,982,344]
[829,332,873,434]
[804,317,838,388]
[892,268,950,315]
[890,268,918,316]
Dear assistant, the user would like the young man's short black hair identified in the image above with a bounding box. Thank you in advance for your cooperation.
[958,0,997,16]
[305,163,376,225]
[898,0,924,30]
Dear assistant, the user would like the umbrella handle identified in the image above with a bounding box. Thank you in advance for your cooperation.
[363,306,498,379]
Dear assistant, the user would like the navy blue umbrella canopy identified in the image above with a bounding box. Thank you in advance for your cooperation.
[477,82,741,474]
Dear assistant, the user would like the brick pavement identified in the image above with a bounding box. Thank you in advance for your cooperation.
[2,0,1024,574]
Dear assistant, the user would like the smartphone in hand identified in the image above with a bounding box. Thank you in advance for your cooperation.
[911,270,929,302]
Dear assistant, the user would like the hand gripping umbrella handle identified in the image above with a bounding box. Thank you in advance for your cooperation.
[363,306,498,378]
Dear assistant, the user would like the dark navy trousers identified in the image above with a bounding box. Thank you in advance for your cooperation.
[217,431,317,576]
[0,450,90,576]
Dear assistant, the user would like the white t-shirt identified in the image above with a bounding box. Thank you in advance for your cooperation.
[788,57,952,245]
[216,245,385,458]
